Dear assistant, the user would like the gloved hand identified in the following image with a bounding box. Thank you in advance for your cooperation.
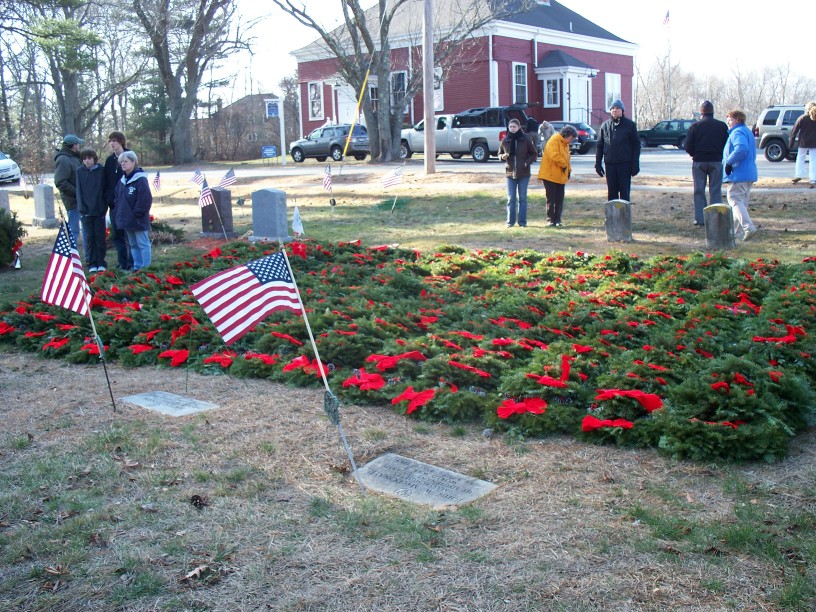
[595,164,605,178]
[631,166,640,177]
[725,164,733,176]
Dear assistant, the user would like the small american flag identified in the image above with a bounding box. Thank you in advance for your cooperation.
[323,165,332,191]
[382,165,404,188]
[152,171,161,192]
[663,10,670,26]
[199,179,214,208]
[219,168,236,188]
[191,252,303,345]
[191,169,205,186]
[41,222,91,316]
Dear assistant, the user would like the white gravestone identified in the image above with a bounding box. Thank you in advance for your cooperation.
[120,391,218,417]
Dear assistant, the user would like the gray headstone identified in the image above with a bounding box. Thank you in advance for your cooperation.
[354,453,497,507]
[120,391,218,417]
[201,187,237,237]
[33,184,59,228]
[0,191,9,213]
[251,188,291,243]
[704,203,736,250]
[605,199,632,242]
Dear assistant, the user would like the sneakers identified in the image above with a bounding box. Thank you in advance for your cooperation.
[97,266,106,272]
[743,227,758,242]
[89,266,98,273]
[792,178,802,184]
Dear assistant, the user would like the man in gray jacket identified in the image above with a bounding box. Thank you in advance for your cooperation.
[53,134,84,243]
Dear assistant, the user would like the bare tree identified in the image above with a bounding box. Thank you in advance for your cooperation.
[130,0,254,163]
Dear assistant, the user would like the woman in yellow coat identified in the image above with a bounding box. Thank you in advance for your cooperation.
[537,124,577,227]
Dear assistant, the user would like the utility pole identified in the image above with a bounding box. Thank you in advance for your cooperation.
[423,0,436,174]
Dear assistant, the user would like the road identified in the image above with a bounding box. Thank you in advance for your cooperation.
[1,147,803,191]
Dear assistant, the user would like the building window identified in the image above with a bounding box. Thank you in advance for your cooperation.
[369,86,378,113]
[390,71,407,114]
[605,73,621,111]
[513,63,527,104]
[544,79,559,107]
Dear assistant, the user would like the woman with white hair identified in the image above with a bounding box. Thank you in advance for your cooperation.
[113,150,152,270]
[790,101,816,186]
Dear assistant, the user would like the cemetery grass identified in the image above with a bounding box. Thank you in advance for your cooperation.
[1,171,816,609]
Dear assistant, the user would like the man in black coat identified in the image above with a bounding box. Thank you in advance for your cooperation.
[103,131,133,270]
[685,100,729,225]
[595,100,641,201]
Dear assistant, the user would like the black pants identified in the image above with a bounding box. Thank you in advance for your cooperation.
[81,215,108,268]
[606,163,632,201]
[543,180,565,224]
[109,211,133,269]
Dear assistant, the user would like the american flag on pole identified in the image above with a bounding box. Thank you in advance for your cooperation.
[663,10,670,26]
[152,171,161,192]
[382,165,404,188]
[41,222,91,316]
[191,252,303,345]
[219,168,236,188]
[191,169,205,186]
[199,179,214,208]
[323,165,332,191]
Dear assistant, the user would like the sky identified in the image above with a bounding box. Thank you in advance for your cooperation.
[225,0,808,101]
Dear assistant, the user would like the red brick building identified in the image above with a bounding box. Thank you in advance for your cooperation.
[291,0,637,135]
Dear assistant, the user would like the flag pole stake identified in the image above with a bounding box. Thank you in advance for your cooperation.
[278,243,366,495]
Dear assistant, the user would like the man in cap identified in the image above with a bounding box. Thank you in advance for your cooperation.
[684,100,728,226]
[54,134,84,243]
[595,100,641,201]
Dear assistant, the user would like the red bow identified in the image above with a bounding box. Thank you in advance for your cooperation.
[392,386,436,414]
[497,397,547,419]
[594,389,663,412]
[582,415,634,431]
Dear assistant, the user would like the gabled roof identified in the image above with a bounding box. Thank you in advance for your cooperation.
[501,1,629,43]
[536,50,594,70]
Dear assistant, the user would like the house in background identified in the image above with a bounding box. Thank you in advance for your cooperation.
[290,0,637,137]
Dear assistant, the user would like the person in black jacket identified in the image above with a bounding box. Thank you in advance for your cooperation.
[790,102,816,186]
[76,148,108,272]
[595,100,640,201]
[685,100,728,225]
[103,131,133,270]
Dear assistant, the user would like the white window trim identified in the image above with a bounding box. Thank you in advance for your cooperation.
[512,62,528,104]
[544,78,560,108]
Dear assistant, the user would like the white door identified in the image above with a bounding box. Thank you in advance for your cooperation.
[336,86,365,126]
[567,76,589,124]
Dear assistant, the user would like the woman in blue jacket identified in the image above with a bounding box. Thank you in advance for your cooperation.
[723,109,758,242]
[114,150,152,270]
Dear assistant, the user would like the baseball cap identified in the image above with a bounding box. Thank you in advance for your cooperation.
[63,134,85,146]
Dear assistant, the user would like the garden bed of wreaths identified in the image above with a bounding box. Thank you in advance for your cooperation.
[1,239,815,463]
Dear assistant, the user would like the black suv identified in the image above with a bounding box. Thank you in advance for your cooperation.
[638,119,696,149]
[289,124,369,162]
[549,121,597,154]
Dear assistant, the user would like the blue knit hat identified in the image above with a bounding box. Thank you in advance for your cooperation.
[609,100,625,112]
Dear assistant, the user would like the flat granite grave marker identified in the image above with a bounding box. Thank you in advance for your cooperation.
[120,391,218,417]
[354,453,497,507]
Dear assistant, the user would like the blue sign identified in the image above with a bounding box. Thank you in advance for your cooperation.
[262,145,277,158]
[266,101,279,118]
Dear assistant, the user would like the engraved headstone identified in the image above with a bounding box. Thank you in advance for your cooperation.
[0,191,9,213]
[251,188,291,243]
[354,453,497,507]
[704,203,735,250]
[201,187,236,237]
[120,391,218,417]
[605,199,632,242]
[33,184,59,228]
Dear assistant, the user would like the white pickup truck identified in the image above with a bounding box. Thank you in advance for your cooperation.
[400,106,538,163]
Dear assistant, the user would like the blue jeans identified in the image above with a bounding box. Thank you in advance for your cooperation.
[126,230,151,270]
[692,161,723,224]
[506,176,530,226]
[66,208,81,248]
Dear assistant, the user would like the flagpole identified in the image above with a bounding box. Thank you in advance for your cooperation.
[86,307,118,413]
[278,244,366,496]
[211,203,229,242]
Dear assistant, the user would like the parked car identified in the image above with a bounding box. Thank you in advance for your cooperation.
[638,119,696,149]
[400,104,539,162]
[753,104,804,162]
[289,124,369,162]
[0,152,21,183]
[549,121,597,154]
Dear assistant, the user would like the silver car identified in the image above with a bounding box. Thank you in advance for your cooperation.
[0,152,21,183]
[289,124,369,162]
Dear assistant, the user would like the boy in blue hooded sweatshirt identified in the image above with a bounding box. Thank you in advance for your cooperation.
[76,148,108,271]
